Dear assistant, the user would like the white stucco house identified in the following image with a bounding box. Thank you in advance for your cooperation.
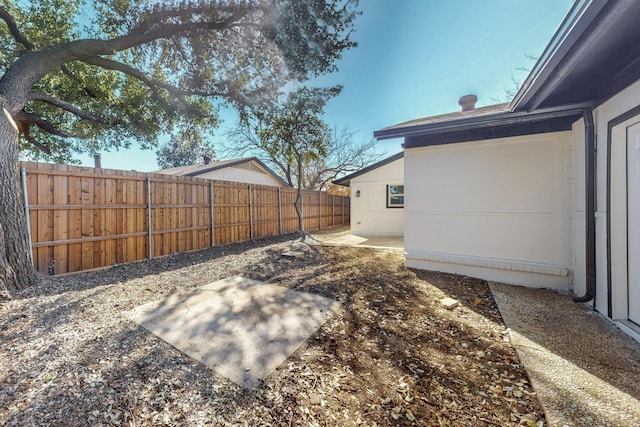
[334,152,404,236]
[374,0,640,342]
[155,157,290,187]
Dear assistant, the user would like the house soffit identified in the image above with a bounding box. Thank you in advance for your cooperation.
[513,0,640,111]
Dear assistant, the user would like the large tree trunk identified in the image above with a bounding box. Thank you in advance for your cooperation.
[293,156,305,233]
[0,108,39,298]
[294,192,304,232]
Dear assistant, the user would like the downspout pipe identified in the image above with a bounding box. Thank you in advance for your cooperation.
[574,107,597,302]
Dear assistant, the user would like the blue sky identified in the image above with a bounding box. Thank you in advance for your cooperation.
[78,0,574,172]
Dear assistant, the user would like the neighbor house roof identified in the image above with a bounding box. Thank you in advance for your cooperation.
[375,0,640,147]
[334,152,404,187]
[155,157,291,187]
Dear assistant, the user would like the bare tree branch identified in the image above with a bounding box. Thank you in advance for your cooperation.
[105,7,251,54]
[15,110,77,138]
[130,4,245,37]
[79,55,209,116]
[59,65,102,99]
[78,55,254,116]
[28,91,111,124]
[0,6,34,51]
[22,126,52,154]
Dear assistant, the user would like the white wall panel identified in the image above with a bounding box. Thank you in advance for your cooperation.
[350,157,404,235]
[405,132,573,288]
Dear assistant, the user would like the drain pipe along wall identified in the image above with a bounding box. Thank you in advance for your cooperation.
[574,107,597,303]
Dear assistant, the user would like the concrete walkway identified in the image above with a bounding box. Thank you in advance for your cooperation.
[127,276,341,389]
[490,282,640,427]
[310,230,404,249]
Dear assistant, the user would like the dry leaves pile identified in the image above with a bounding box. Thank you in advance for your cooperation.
[0,229,546,426]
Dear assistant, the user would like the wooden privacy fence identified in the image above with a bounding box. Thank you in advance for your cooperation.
[20,162,350,275]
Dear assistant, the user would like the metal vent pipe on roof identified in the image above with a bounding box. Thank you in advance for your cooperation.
[458,94,477,112]
[204,155,211,165]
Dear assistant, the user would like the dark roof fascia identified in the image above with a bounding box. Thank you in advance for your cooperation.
[509,0,613,112]
[184,157,291,188]
[333,152,404,187]
[374,104,588,142]
[404,113,580,149]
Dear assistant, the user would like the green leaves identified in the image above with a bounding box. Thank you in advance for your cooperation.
[156,127,217,169]
[1,1,358,163]
[255,86,340,172]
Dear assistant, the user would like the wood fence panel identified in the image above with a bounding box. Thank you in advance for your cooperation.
[280,189,298,234]
[92,171,105,269]
[67,168,82,272]
[20,162,349,275]
[136,178,147,260]
[251,186,279,238]
[213,183,250,245]
[52,165,69,274]
[344,196,351,224]
[103,175,117,267]
[36,167,52,274]
[302,191,321,231]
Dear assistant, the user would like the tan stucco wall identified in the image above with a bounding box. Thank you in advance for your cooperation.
[349,157,404,236]
[404,131,574,289]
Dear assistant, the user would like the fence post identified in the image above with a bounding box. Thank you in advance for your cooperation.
[332,194,335,227]
[146,176,153,259]
[210,181,215,247]
[318,191,322,230]
[248,185,253,239]
[342,196,345,225]
[20,167,34,266]
[278,187,282,235]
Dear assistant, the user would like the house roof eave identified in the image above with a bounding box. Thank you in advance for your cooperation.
[512,0,640,112]
[509,0,608,111]
[333,152,404,187]
[182,157,291,188]
[374,104,588,142]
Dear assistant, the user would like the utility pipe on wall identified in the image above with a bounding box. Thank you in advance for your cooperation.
[574,108,597,302]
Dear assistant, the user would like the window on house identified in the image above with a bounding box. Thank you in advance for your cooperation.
[387,184,404,208]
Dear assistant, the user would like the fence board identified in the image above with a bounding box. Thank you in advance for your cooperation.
[19,161,350,275]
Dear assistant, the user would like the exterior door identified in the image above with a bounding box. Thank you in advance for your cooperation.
[627,122,640,325]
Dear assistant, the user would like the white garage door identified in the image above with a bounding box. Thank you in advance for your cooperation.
[627,122,640,325]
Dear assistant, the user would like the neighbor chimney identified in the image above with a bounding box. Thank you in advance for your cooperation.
[93,153,102,169]
[458,94,477,112]
[203,155,211,165]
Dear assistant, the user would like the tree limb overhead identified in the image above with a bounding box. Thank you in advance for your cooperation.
[0,6,34,51]
[28,91,111,125]
[15,110,77,138]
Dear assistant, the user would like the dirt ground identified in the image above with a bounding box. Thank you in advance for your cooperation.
[0,231,545,426]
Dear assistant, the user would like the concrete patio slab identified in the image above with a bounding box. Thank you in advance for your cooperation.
[490,282,640,427]
[318,233,403,249]
[126,276,341,388]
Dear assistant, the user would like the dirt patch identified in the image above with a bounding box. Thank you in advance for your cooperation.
[0,231,545,426]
